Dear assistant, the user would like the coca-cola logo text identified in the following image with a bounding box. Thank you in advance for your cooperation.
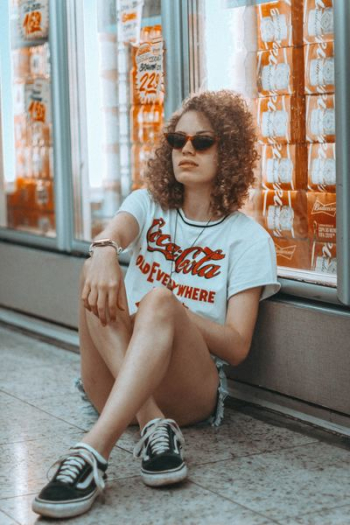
[146,218,225,279]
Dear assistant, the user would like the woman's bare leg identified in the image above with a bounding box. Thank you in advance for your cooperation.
[80,287,219,460]
[79,268,164,424]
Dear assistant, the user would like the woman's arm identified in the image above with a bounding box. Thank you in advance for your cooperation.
[92,211,140,248]
[81,212,139,326]
[186,286,262,366]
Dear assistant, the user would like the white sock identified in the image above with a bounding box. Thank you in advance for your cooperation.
[73,442,108,465]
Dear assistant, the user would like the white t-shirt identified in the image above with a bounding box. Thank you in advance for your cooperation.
[118,189,280,325]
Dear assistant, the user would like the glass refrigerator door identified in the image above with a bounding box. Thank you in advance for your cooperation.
[0,0,55,237]
[188,0,338,290]
[67,0,164,243]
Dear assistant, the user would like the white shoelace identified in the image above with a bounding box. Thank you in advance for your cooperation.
[48,449,105,493]
[133,418,185,459]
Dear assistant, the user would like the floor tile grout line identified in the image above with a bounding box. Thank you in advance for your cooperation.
[189,477,350,525]
[0,389,95,434]
[187,479,282,524]
[181,439,322,470]
[105,474,140,484]
[230,438,346,459]
[0,507,22,525]
[0,388,81,408]
[0,437,136,458]
[0,433,83,448]
[0,391,344,464]
[115,444,134,455]
[188,471,350,523]
[0,490,57,501]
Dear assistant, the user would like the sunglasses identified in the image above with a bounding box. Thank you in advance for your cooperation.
[164,132,217,152]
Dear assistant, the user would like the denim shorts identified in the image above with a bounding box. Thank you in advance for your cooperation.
[199,358,228,428]
[75,359,228,429]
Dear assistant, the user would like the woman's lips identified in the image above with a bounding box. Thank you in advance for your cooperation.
[178,160,198,167]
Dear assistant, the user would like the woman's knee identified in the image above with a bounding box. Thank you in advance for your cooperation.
[137,287,178,320]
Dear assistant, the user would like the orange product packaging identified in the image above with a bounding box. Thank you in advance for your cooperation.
[19,0,49,40]
[29,43,50,79]
[261,190,308,239]
[257,46,304,97]
[7,209,37,230]
[14,115,28,147]
[6,190,17,212]
[141,103,163,142]
[6,206,17,230]
[13,210,53,233]
[35,179,54,212]
[15,175,36,212]
[131,142,152,190]
[307,143,336,192]
[260,144,307,191]
[306,93,335,143]
[273,237,310,270]
[14,147,35,210]
[33,146,54,212]
[255,95,305,144]
[26,78,51,125]
[130,25,164,107]
[131,103,163,143]
[13,82,26,116]
[28,120,51,146]
[303,0,334,44]
[131,105,143,143]
[310,240,336,274]
[307,191,336,242]
[12,48,30,80]
[37,211,55,234]
[304,41,334,94]
[256,1,303,50]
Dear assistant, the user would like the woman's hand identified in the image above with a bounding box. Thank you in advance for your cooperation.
[81,247,126,326]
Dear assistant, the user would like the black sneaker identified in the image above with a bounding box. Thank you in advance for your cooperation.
[32,442,108,519]
[133,418,188,487]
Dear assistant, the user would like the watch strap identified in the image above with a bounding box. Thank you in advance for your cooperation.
[89,239,123,256]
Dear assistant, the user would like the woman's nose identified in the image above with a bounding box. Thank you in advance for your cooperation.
[181,137,195,154]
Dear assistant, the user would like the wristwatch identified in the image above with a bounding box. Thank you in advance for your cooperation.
[88,238,123,257]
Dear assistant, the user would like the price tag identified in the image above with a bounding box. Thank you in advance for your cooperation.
[19,0,49,40]
[27,78,51,123]
[135,39,164,104]
[118,0,144,43]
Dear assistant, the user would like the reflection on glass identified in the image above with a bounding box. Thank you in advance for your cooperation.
[4,0,55,237]
[195,0,336,287]
[70,0,164,241]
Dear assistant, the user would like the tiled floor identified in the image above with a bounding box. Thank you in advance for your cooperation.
[1,324,350,525]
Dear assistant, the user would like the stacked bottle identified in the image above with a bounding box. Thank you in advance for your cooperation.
[245,0,335,275]
[252,0,309,271]
[7,0,54,235]
[304,0,336,275]
[130,24,164,189]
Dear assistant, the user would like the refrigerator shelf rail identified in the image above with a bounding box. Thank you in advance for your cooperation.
[334,0,350,306]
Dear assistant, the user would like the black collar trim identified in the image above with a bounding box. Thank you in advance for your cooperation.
[176,209,228,228]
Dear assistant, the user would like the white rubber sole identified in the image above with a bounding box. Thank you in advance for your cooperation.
[141,463,188,487]
[31,490,98,519]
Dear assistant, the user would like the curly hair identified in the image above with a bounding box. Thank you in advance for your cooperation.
[145,90,259,216]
